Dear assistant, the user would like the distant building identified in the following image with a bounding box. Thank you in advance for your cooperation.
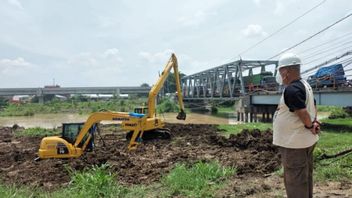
[44,85,60,88]
[11,95,32,104]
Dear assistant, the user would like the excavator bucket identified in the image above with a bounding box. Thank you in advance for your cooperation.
[177,110,186,120]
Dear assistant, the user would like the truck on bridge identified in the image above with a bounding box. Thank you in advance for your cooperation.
[307,64,347,88]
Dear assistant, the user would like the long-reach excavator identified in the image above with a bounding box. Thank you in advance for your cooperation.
[37,53,186,159]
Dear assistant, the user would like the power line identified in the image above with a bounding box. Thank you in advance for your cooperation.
[304,47,352,66]
[301,50,352,75]
[297,31,352,54]
[301,56,352,78]
[238,0,327,56]
[300,38,352,58]
[268,12,352,60]
[303,44,352,62]
[302,54,352,77]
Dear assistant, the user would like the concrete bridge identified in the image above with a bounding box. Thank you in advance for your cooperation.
[0,86,150,102]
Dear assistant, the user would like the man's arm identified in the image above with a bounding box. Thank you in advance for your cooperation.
[295,108,320,135]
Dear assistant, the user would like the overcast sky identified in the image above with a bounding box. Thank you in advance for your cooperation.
[0,0,351,88]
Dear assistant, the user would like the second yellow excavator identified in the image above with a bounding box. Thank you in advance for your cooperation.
[37,53,186,159]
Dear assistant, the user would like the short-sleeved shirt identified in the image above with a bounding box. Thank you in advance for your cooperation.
[284,79,306,112]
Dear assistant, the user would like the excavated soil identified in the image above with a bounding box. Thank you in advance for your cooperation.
[0,124,280,190]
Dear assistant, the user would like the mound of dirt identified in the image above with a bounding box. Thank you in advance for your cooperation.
[0,124,280,190]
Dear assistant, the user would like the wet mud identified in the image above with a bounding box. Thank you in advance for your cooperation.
[0,124,280,190]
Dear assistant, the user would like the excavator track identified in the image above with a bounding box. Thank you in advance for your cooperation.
[126,128,171,141]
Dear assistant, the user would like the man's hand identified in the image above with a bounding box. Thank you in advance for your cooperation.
[310,121,320,135]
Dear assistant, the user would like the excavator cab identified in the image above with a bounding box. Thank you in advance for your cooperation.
[134,107,148,114]
[61,123,96,151]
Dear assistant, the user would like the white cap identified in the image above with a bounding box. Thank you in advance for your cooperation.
[277,52,301,70]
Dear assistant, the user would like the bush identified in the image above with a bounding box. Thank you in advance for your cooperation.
[0,97,8,108]
[211,106,218,114]
[328,108,349,119]
[157,98,179,113]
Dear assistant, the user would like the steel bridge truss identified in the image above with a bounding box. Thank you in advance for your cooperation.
[182,60,278,99]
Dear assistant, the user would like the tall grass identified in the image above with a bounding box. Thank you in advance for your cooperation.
[0,184,38,198]
[162,161,236,197]
[59,164,126,198]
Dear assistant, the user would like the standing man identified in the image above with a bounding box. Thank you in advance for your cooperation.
[273,53,320,198]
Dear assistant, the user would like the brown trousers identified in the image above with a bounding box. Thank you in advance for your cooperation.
[279,144,316,198]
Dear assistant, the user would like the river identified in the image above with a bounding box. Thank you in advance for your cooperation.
[0,112,236,129]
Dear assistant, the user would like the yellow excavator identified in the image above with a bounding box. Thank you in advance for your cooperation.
[37,53,186,159]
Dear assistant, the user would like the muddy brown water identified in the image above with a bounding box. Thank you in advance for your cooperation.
[0,124,279,190]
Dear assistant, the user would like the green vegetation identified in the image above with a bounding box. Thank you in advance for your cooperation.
[0,184,39,198]
[0,97,185,117]
[314,115,352,181]
[211,106,234,118]
[217,122,272,135]
[317,105,341,112]
[328,108,350,119]
[0,161,235,198]
[15,127,60,137]
[0,98,147,117]
[157,98,180,113]
[59,164,127,198]
[322,118,352,125]
[314,131,352,181]
[0,97,8,109]
[161,161,236,198]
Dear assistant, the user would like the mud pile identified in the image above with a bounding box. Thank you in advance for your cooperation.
[0,124,280,190]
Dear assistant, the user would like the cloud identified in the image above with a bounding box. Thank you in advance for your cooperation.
[7,0,24,9]
[274,0,285,16]
[102,48,120,59]
[242,24,268,38]
[253,0,263,6]
[252,0,289,16]
[139,49,175,65]
[97,16,119,28]
[0,57,34,75]
[67,48,122,68]
[177,10,217,27]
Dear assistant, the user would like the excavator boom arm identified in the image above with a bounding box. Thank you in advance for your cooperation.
[74,112,132,149]
[147,53,186,119]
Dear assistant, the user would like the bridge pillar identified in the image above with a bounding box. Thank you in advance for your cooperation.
[236,95,277,123]
[114,88,121,98]
[36,88,44,104]
[235,96,250,122]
